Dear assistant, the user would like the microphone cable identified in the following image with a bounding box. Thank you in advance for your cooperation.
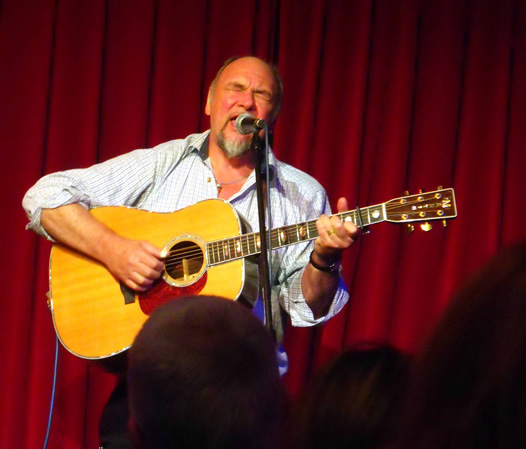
[42,335,59,449]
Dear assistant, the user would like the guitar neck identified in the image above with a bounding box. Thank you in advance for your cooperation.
[206,203,385,266]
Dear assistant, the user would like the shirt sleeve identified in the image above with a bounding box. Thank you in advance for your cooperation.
[273,185,349,327]
[22,148,159,239]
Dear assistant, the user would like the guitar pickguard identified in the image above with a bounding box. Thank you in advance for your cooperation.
[138,272,208,316]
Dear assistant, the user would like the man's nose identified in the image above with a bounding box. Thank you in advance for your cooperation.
[238,90,257,111]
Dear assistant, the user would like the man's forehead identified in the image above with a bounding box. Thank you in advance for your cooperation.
[219,58,276,89]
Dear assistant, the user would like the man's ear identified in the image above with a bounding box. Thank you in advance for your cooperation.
[205,89,212,116]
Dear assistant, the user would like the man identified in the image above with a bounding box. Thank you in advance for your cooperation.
[23,56,359,447]
[127,295,287,449]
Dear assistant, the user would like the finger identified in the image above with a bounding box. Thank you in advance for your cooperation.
[135,266,161,282]
[345,221,360,237]
[337,197,349,213]
[142,241,164,260]
[125,278,148,293]
[329,214,352,239]
[328,207,359,239]
[140,262,163,281]
[316,215,336,239]
[130,270,156,289]
[338,215,359,236]
[135,243,164,271]
[142,253,164,273]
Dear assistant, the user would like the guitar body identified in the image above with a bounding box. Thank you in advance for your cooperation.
[47,187,457,360]
[49,199,245,359]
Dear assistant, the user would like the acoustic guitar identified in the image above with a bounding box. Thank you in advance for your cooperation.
[48,188,457,359]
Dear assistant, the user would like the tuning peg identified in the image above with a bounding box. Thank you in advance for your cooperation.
[418,188,424,194]
[420,222,432,232]
[406,224,414,233]
[403,190,409,196]
[442,220,447,228]
[437,185,443,190]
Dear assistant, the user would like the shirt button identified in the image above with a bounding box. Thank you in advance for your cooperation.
[207,177,211,183]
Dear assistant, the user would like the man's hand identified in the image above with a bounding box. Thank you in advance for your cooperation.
[302,197,360,319]
[312,197,360,265]
[102,236,164,292]
[41,204,164,293]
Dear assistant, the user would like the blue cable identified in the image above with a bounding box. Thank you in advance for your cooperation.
[43,335,59,449]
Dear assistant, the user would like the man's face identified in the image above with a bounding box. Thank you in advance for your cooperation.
[206,57,278,158]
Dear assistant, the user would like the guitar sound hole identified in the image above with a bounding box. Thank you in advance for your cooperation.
[164,240,204,284]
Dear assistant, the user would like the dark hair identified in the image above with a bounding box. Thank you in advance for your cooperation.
[128,295,286,449]
[397,242,526,449]
[286,343,410,449]
[209,56,283,122]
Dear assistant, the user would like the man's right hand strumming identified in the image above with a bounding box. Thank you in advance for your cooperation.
[41,204,164,292]
[103,236,164,292]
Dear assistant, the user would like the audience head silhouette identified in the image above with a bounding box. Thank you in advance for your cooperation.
[287,343,410,449]
[398,242,526,449]
[128,295,286,449]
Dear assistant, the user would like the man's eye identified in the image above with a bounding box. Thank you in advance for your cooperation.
[255,92,272,101]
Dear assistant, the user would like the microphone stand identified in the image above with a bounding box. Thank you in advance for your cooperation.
[251,130,275,342]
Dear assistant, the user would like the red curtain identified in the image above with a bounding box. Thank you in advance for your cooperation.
[2,0,526,447]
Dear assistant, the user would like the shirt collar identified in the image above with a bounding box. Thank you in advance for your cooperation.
[186,130,277,179]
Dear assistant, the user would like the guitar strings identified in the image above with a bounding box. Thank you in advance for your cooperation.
[161,197,449,268]
[161,198,446,265]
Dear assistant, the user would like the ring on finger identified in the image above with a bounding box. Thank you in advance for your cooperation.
[327,228,336,236]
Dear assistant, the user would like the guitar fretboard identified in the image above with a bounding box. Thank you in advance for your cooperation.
[206,203,385,266]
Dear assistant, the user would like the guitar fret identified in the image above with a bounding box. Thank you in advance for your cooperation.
[217,241,223,263]
[295,223,301,242]
[212,240,219,263]
[278,227,287,246]
[208,241,217,265]
[219,240,225,263]
[248,235,254,255]
[216,240,223,263]
[222,240,228,261]
[247,234,255,255]
[232,237,238,258]
[219,241,224,261]
[213,241,219,264]
[234,237,242,257]
[287,226,296,244]
[341,211,354,225]
[225,238,231,259]
[222,239,228,261]
[206,243,212,265]
[243,235,250,256]
[204,189,455,268]
[228,237,235,260]
[270,230,277,247]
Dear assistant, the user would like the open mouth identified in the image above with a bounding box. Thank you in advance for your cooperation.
[228,115,245,134]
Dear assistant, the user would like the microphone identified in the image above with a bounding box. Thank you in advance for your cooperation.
[234,113,266,135]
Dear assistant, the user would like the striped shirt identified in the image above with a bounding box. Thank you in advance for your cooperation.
[23,130,349,346]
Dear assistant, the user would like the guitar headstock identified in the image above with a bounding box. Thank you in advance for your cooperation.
[384,188,457,227]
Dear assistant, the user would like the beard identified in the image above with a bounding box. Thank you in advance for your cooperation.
[217,130,251,159]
